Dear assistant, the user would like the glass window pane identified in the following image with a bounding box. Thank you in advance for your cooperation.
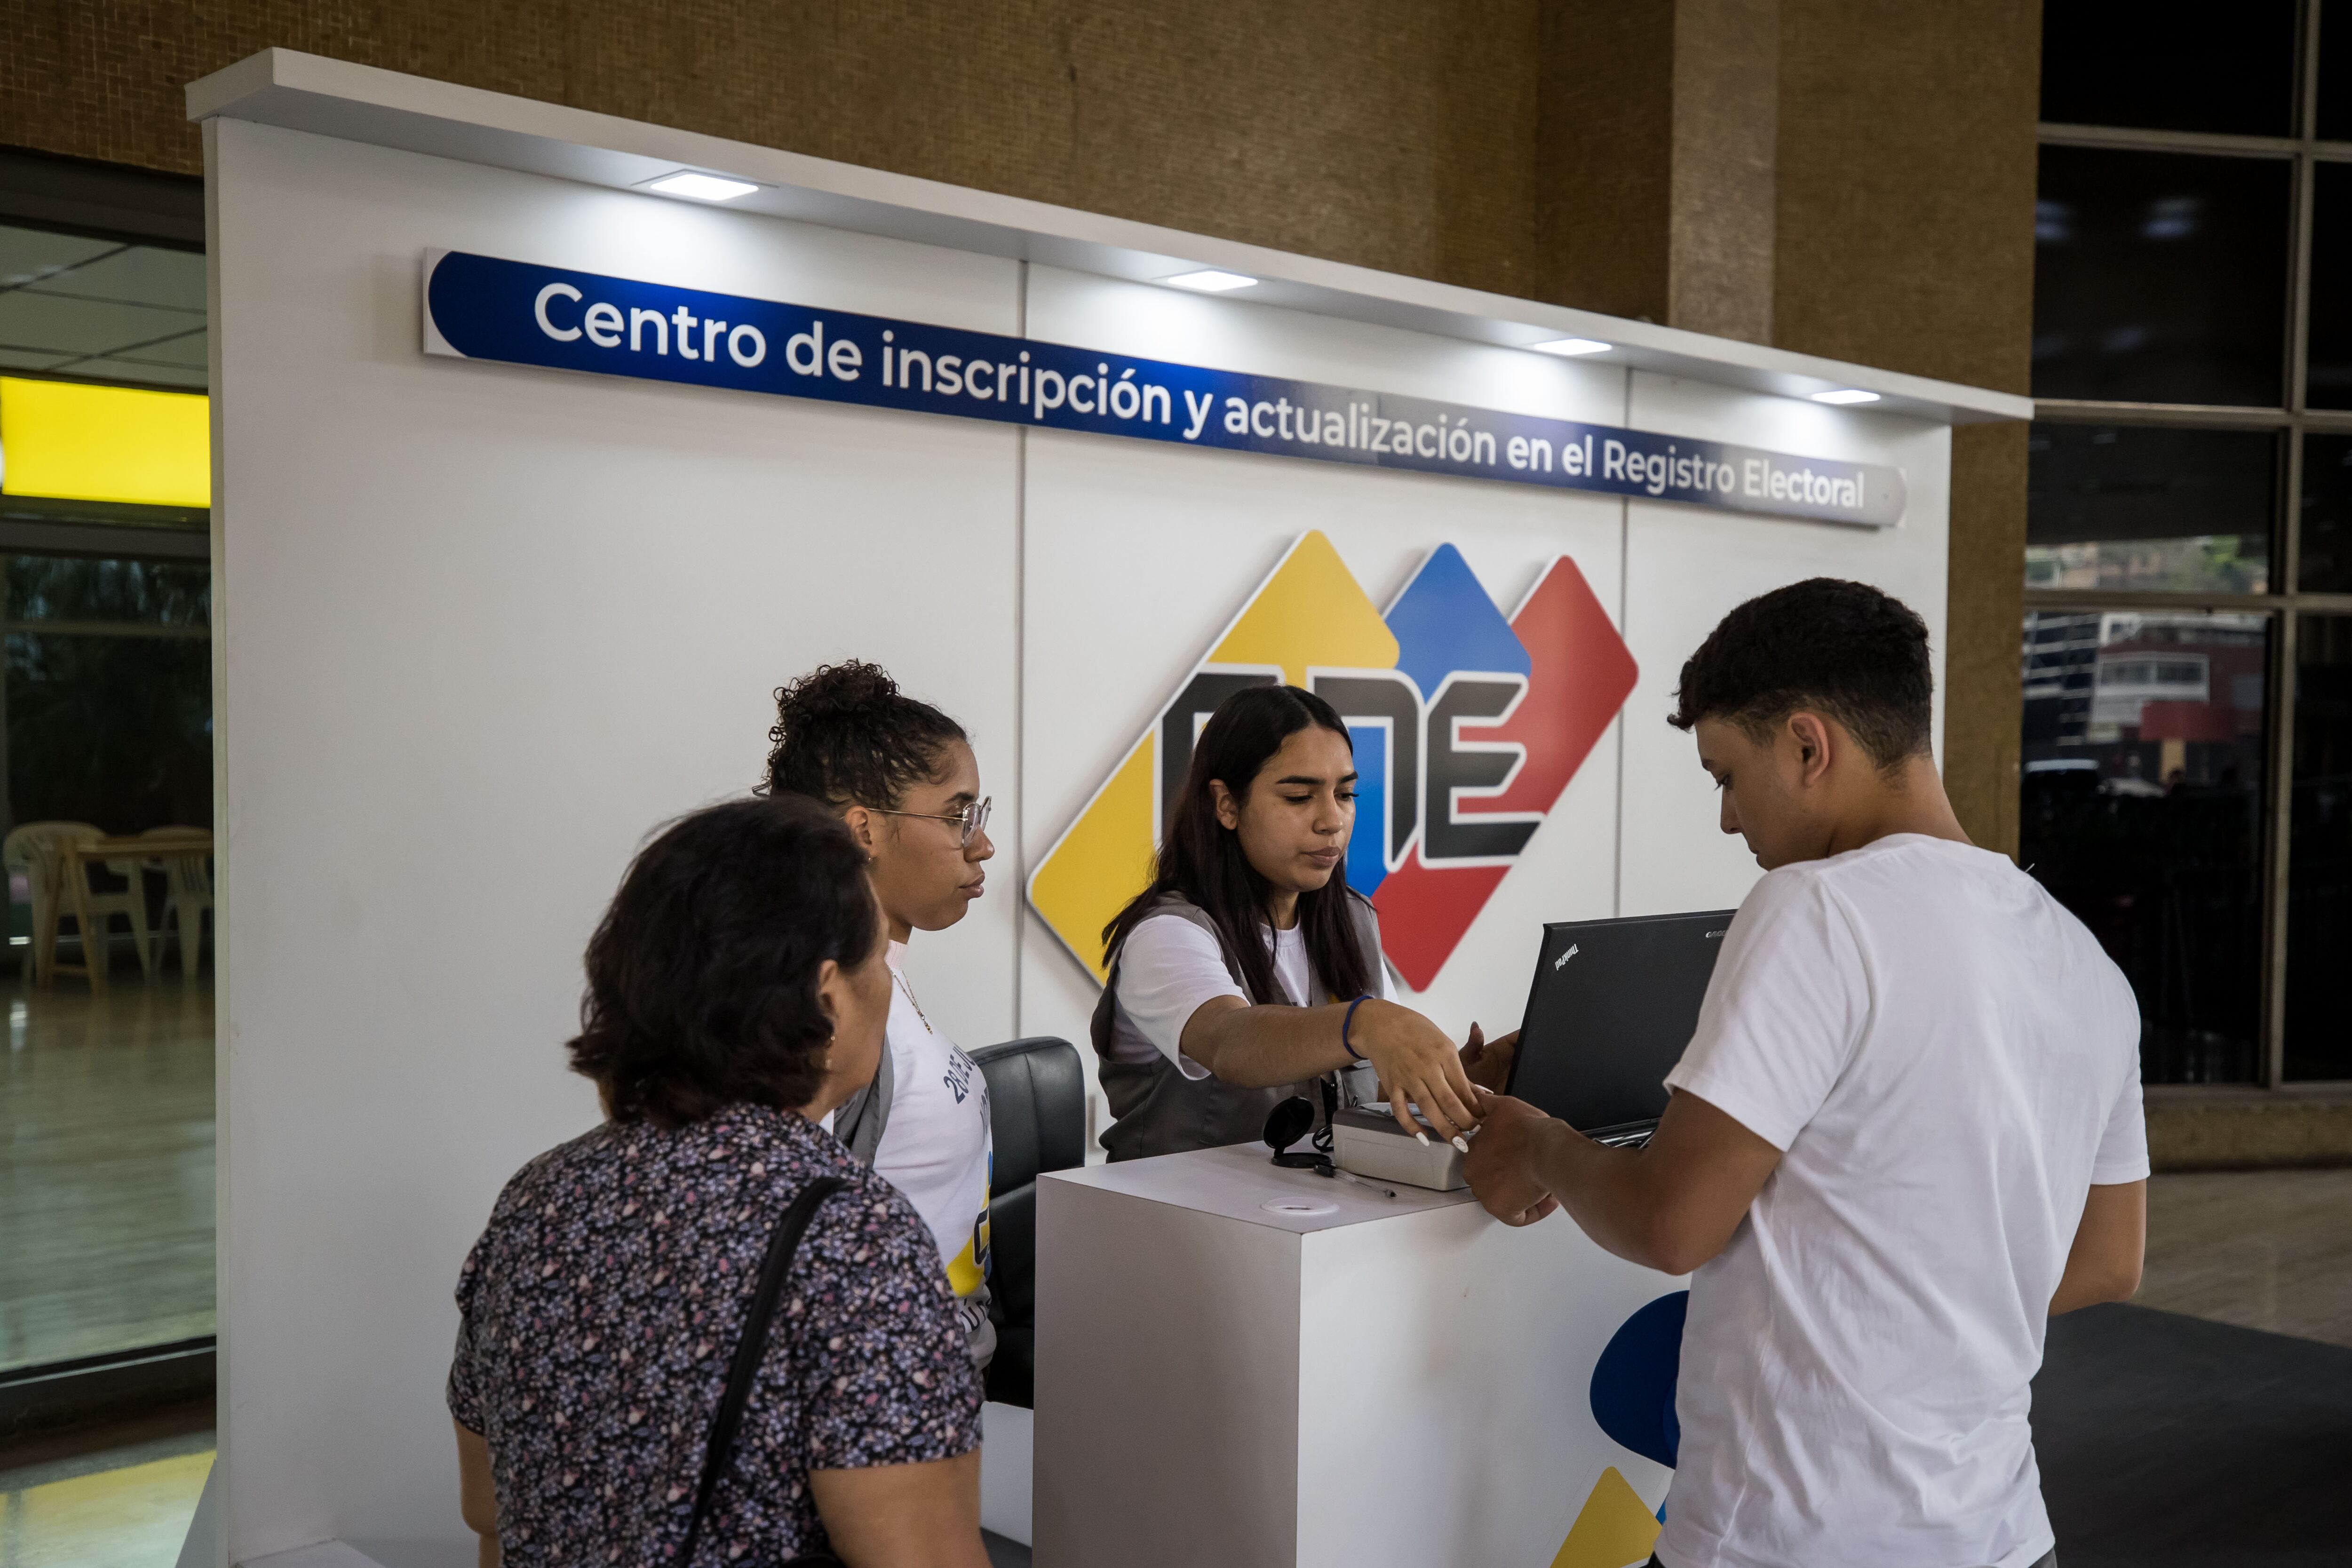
[6,555,210,626]
[2027,423,2274,591]
[2044,0,2298,137]
[2034,148,2290,406]
[2022,610,2270,1084]
[2301,164,2352,409]
[2288,615,2352,1080]
[2320,0,2352,142]
[2296,432,2352,590]
[5,557,214,832]
[0,221,207,390]
[0,550,215,1375]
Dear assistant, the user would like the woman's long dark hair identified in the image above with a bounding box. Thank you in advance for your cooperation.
[1102,684,1375,1006]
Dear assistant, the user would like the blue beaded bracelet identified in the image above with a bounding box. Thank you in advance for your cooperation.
[1341,993,1376,1061]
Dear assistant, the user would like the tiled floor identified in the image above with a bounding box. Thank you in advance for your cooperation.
[0,992,2344,1568]
[0,1405,212,1568]
[0,968,214,1372]
[2136,1167,2352,1349]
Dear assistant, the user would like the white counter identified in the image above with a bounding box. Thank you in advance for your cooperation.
[1033,1145,1683,1568]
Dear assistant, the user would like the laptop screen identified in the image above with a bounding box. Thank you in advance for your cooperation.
[1504,909,1738,1134]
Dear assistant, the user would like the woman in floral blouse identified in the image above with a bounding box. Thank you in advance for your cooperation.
[447,795,989,1568]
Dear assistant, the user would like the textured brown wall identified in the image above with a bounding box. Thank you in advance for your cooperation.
[2146,1096,2352,1172]
[1773,0,2040,393]
[1539,0,2039,851]
[1534,0,1782,343]
[1,0,2038,848]
[1942,424,2030,856]
[0,1,1547,297]
[1773,0,2042,854]
[1667,0,1780,344]
[1538,1,1676,324]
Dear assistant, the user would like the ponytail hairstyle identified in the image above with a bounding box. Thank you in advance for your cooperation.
[1103,684,1375,1006]
[765,660,967,810]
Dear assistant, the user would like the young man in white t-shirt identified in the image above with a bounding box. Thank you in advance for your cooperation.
[1464,578,2148,1568]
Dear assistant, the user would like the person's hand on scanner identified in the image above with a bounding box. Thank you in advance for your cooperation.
[1347,999,1485,1146]
[1459,1023,1518,1094]
[1460,1088,1562,1225]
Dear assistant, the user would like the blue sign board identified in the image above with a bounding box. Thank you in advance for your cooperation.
[422,250,1906,527]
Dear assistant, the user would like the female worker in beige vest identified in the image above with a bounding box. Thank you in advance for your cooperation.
[1091,683,1511,1162]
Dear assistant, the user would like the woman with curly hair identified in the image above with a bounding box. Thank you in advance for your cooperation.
[765,661,997,1368]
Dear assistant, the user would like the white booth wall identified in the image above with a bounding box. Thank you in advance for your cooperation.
[208,112,1948,1558]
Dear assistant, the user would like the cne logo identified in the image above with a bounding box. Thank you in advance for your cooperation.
[1027,531,1637,990]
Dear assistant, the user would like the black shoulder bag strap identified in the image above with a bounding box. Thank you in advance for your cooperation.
[677,1173,850,1568]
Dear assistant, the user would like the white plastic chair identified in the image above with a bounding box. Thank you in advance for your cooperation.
[3,820,108,984]
[68,831,158,987]
[141,826,213,978]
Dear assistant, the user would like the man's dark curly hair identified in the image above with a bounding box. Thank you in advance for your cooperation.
[765,661,966,810]
[567,795,878,1128]
[1669,578,1933,770]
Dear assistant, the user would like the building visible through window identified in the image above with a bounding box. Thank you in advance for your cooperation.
[2032,0,2352,1087]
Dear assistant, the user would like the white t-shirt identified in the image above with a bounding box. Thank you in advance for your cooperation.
[1107,912,1391,1101]
[1656,835,2146,1568]
[874,943,993,1325]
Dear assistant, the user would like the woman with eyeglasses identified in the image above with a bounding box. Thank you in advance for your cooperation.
[766,661,997,1367]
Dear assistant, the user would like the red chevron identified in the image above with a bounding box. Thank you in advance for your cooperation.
[1374,557,1637,989]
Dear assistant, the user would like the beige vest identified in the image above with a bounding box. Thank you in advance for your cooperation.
[1089,890,1383,1162]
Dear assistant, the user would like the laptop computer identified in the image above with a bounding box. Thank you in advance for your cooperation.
[1502,909,1739,1148]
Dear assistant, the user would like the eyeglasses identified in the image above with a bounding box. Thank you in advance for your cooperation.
[870,795,992,846]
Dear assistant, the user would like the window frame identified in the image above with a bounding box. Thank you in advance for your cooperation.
[0,151,209,557]
[2034,0,2352,1087]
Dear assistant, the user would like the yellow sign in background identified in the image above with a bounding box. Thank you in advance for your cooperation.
[0,377,211,509]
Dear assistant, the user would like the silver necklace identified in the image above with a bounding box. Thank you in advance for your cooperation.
[892,966,935,1034]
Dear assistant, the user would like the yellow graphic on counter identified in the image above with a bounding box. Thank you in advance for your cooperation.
[1548,1465,1662,1568]
[1026,532,1397,980]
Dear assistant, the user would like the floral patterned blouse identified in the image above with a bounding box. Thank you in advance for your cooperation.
[447,1102,983,1565]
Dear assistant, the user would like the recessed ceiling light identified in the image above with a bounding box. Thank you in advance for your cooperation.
[1160,269,1259,293]
[641,171,759,202]
[1530,337,1613,357]
[1811,389,1881,405]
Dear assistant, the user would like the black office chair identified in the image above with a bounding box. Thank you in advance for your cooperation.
[972,1035,1086,1408]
